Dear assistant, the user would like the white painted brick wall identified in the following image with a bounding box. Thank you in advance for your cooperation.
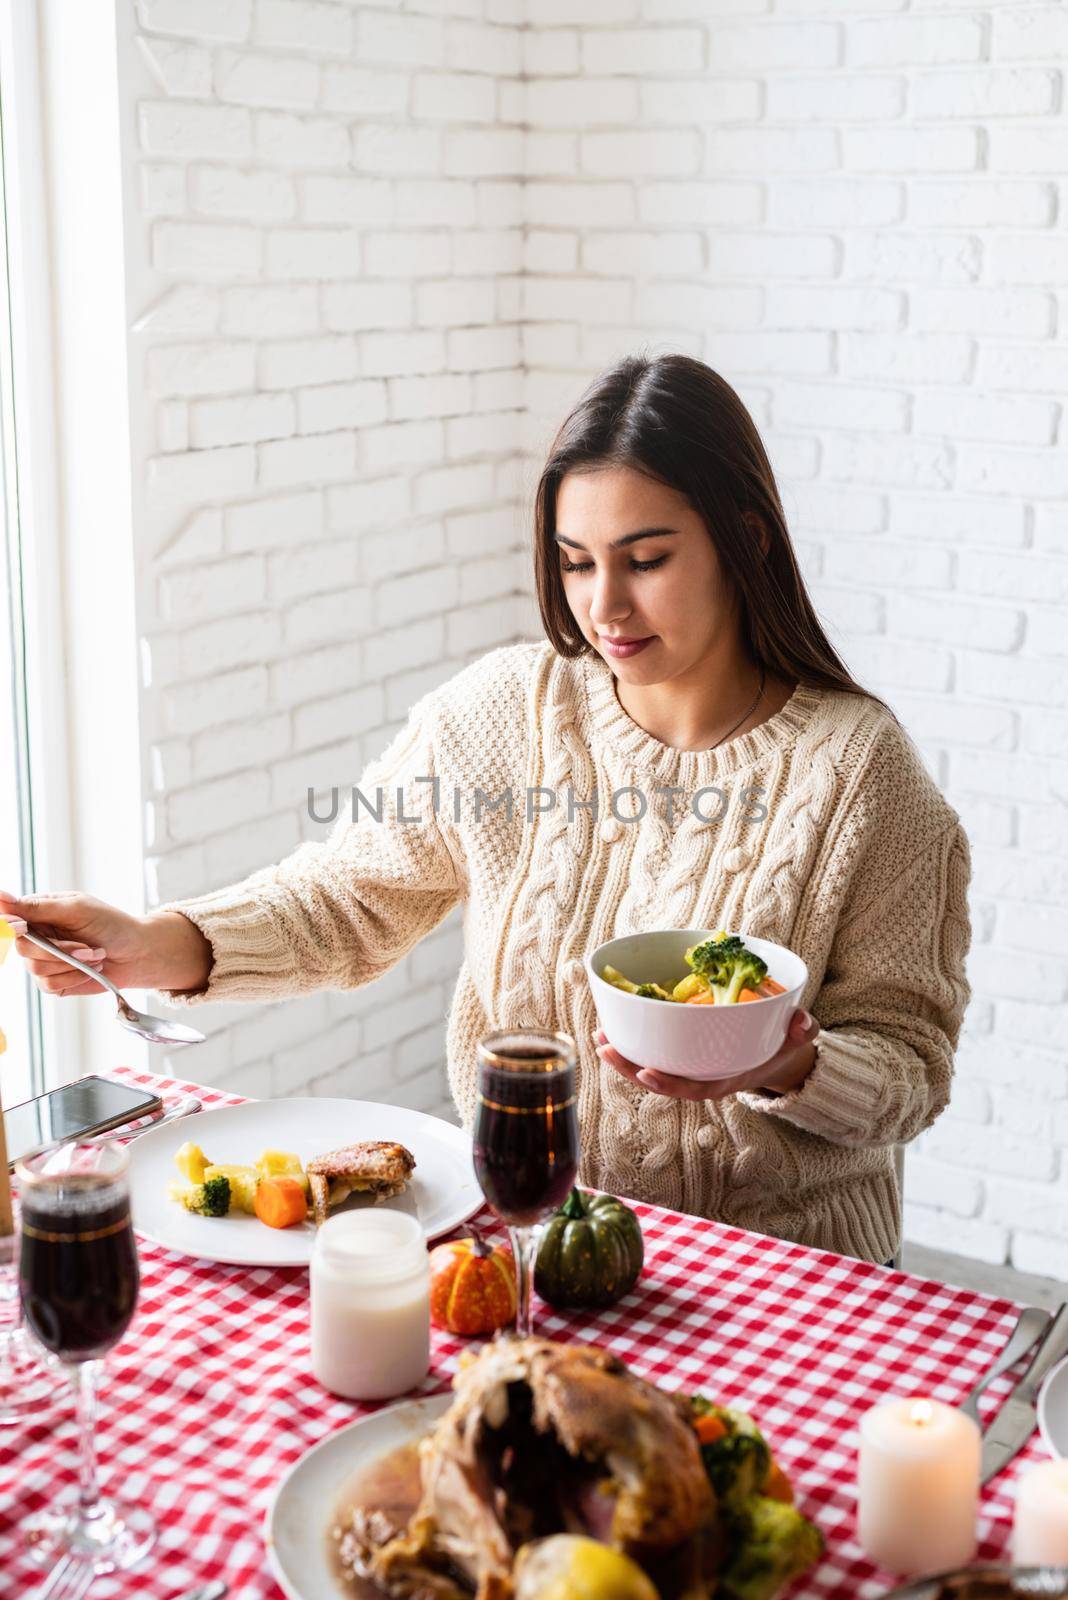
[114,0,1067,1271]
[120,0,528,1120]
[518,0,1068,1275]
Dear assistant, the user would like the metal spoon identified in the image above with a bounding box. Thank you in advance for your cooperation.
[21,929,205,1047]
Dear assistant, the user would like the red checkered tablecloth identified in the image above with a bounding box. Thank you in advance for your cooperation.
[0,1068,1044,1599]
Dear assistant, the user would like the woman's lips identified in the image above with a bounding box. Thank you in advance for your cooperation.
[599,635,654,659]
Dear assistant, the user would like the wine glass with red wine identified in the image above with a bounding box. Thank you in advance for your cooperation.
[16,1140,156,1569]
[0,1197,65,1425]
[473,1029,579,1337]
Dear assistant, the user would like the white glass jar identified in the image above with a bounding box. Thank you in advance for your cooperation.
[310,1209,430,1401]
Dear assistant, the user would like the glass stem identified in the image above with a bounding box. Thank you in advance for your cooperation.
[71,1360,104,1519]
[509,1225,539,1338]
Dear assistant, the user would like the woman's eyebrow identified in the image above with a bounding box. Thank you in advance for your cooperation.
[554,527,679,551]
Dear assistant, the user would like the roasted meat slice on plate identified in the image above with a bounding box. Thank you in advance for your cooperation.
[306,1140,416,1226]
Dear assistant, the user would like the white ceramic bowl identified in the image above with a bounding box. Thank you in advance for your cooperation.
[585,928,808,1080]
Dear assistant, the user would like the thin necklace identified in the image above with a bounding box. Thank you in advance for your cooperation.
[709,666,767,749]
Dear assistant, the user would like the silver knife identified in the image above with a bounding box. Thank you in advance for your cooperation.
[961,1304,1051,1421]
[981,1301,1068,1483]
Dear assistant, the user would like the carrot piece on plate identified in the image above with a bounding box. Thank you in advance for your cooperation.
[694,1412,729,1445]
[737,988,761,1003]
[761,977,787,995]
[254,1175,307,1229]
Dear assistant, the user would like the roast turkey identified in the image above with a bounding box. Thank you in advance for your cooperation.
[341,1337,723,1600]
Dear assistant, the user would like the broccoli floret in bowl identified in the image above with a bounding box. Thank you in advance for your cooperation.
[603,965,675,1002]
[684,934,768,1006]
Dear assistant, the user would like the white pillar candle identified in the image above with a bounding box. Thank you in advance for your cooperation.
[858,1398,980,1576]
[311,1208,430,1401]
[1013,1459,1068,1566]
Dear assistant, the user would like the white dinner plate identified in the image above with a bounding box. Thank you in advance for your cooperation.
[1038,1352,1068,1459]
[265,1392,451,1600]
[127,1098,480,1266]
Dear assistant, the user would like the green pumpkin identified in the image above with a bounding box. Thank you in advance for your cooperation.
[534,1188,644,1309]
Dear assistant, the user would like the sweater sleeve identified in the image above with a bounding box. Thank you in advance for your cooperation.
[737,817,972,1148]
[155,692,463,1006]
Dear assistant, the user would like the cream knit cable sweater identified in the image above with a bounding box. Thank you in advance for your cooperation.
[161,641,972,1264]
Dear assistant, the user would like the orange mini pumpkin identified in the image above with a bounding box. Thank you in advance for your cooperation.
[429,1229,516,1336]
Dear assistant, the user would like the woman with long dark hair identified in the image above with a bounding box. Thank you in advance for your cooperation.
[2,355,971,1264]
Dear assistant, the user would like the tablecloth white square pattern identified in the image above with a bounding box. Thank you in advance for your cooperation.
[0,1069,1039,1599]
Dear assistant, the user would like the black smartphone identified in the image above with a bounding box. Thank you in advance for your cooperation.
[4,1076,163,1169]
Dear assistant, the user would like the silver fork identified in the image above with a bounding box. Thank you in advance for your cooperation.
[87,1095,203,1147]
[32,1555,227,1600]
[959,1303,1051,1421]
[32,1554,96,1600]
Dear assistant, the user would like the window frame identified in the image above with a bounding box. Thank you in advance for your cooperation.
[0,2,146,1092]
[0,5,69,1100]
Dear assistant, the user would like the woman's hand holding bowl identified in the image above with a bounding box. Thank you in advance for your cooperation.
[594,1010,820,1104]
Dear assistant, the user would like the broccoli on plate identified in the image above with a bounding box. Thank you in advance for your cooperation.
[691,1399,772,1510]
[168,1174,232,1217]
[690,1396,823,1600]
[717,1496,824,1600]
